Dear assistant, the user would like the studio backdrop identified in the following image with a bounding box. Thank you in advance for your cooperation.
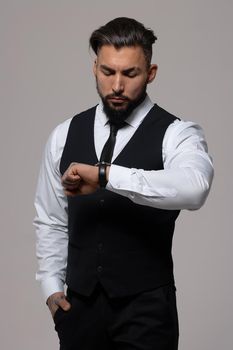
[0,1,232,349]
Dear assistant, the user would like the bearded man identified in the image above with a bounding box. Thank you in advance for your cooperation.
[34,17,214,350]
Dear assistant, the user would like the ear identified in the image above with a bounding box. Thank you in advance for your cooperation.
[93,59,97,76]
[147,64,158,84]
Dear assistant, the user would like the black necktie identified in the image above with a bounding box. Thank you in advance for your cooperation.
[100,122,125,164]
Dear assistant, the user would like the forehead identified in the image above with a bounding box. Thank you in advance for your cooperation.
[96,45,146,69]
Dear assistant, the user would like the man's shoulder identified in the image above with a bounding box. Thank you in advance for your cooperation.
[53,104,98,138]
[153,103,201,127]
[71,104,98,124]
[151,103,205,138]
[48,104,98,150]
[153,103,181,122]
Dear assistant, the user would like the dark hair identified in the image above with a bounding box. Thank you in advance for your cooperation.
[89,17,157,68]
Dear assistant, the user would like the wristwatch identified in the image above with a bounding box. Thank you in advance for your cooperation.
[96,162,110,188]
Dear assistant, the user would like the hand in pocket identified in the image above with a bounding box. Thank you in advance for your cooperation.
[47,292,71,319]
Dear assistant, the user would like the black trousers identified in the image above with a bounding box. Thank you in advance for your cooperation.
[54,282,179,350]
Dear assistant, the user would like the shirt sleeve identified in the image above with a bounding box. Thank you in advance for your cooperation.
[107,119,214,210]
[33,121,70,302]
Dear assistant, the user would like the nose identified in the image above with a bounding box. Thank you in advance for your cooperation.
[112,74,124,95]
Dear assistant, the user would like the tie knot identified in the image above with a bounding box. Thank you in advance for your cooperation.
[109,121,127,135]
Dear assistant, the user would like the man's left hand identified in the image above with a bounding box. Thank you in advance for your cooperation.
[61,163,100,196]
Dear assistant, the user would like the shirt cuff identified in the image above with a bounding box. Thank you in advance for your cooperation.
[107,164,133,191]
[40,277,65,303]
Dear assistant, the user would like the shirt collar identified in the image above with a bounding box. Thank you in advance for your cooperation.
[96,94,154,128]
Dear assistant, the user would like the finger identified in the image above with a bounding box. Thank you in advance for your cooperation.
[67,163,81,176]
[62,174,81,184]
[54,295,71,311]
[62,182,80,190]
[68,162,79,170]
[62,180,81,190]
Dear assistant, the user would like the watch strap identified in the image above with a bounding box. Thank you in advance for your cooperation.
[96,162,110,188]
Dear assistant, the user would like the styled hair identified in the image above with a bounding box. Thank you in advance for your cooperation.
[89,17,157,68]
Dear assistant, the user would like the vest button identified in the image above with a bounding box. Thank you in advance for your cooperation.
[97,265,103,272]
[100,199,105,206]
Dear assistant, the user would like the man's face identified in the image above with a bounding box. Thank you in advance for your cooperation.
[93,45,157,123]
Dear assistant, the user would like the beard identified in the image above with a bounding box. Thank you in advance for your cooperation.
[96,79,148,126]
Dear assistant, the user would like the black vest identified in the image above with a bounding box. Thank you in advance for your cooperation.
[60,103,180,298]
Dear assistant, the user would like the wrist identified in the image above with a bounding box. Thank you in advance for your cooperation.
[41,277,65,304]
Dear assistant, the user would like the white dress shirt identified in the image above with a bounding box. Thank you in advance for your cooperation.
[33,95,214,301]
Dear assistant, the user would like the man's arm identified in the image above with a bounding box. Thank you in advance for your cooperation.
[62,120,214,210]
[33,122,71,317]
[108,120,214,210]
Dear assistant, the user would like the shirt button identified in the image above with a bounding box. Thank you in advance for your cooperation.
[97,265,103,272]
[100,199,105,206]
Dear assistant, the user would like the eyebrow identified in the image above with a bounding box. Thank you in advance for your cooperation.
[100,65,141,74]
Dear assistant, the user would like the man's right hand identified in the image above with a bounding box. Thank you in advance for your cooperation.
[47,292,71,318]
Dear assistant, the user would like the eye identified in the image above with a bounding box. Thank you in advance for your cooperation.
[124,71,138,78]
[127,73,137,78]
[101,69,114,76]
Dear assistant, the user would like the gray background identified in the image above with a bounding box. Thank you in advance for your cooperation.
[0,0,232,349]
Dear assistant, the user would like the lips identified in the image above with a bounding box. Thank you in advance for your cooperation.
[108,97,127,102]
